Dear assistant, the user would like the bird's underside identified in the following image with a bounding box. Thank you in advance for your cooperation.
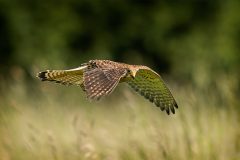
[37,60,178,115]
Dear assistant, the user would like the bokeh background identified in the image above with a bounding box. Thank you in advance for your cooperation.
[0,0,239,159]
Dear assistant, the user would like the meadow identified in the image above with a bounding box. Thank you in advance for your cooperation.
[0,68,239,160]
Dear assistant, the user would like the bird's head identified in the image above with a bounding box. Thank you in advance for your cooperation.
[128,67,138,78]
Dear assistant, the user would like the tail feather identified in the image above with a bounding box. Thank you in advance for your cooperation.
[36,69,84,86]
[37,70,66,81]
[37,71,49,81]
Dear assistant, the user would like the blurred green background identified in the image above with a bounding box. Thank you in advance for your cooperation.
[0,0,239,160]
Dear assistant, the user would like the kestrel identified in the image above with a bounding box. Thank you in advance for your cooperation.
[37,60,178,114]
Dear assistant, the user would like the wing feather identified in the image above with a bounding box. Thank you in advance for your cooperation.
[83,67,127,100]
[90,80,117,100]
[128,68,178,115]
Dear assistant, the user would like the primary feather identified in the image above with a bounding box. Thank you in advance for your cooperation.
[127,68,178,114]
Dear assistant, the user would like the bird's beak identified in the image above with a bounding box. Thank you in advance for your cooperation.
[131,70,137,78]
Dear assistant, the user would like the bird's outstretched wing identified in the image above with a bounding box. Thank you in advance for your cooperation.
[127,68,178,114]
[83,67,127,100]
[37,66,87,88]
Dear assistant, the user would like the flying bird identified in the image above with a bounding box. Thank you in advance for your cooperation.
[37,60,178,114]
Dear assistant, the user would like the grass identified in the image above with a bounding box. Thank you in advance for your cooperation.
[0,71,239,160]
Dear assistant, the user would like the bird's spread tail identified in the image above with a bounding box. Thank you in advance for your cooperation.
[37,70,66,81]
[36,67,85,86]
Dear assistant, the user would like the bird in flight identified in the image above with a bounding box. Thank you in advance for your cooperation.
[37,60,178,115]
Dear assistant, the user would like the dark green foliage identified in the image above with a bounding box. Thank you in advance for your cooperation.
[0,0,239,78]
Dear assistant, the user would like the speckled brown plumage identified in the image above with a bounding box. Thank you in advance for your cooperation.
[37,60,178,115]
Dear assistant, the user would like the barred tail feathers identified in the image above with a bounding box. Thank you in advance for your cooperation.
[37,70,67,81]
